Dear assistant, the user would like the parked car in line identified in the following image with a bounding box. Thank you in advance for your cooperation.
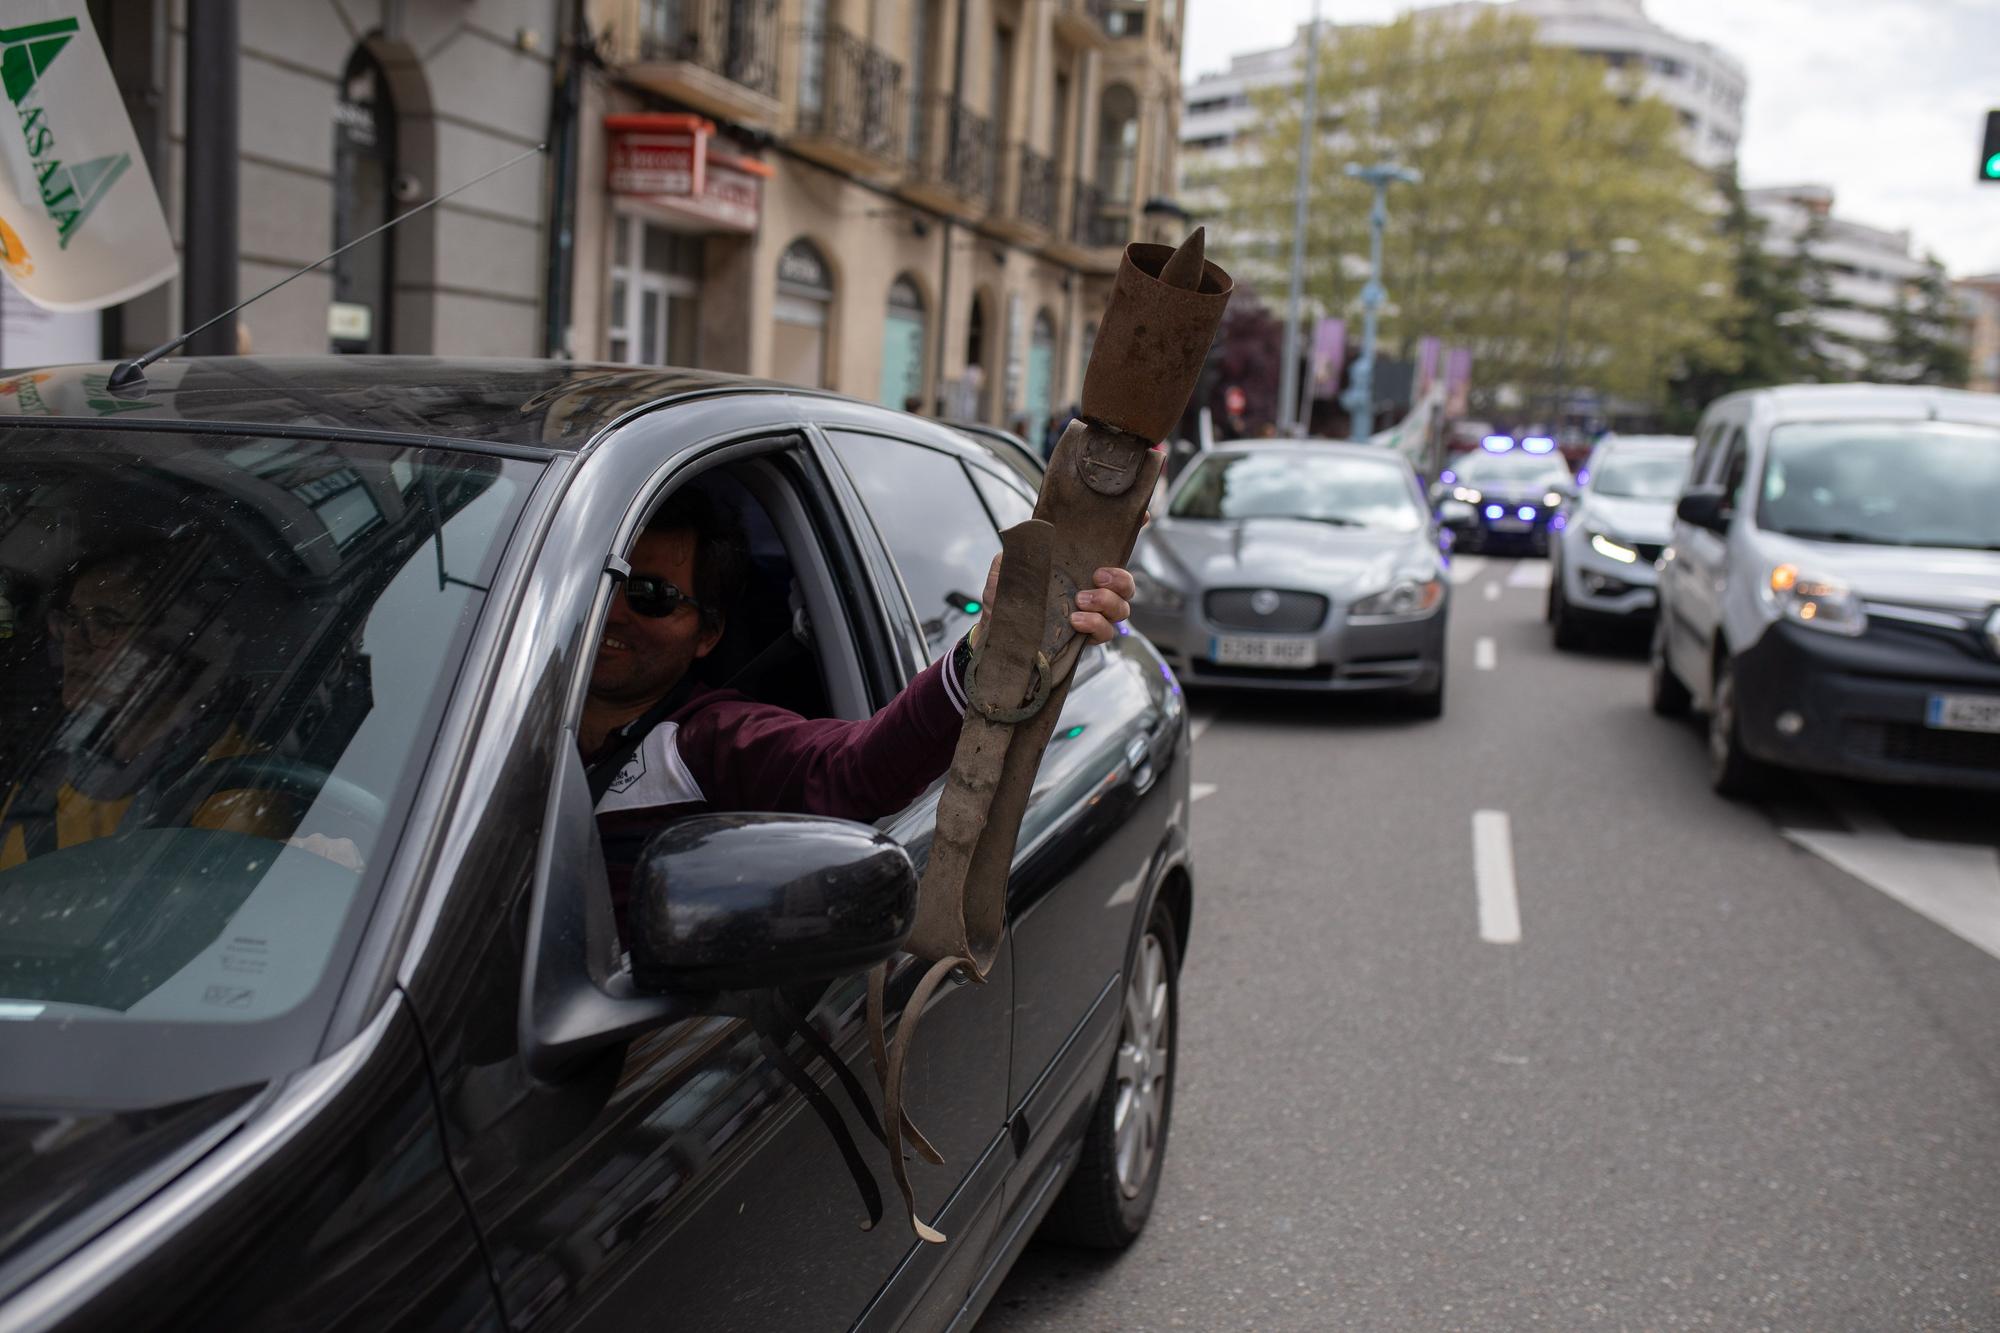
[1128,441,1449,716]
[1433,437,1573,555]
[0,357,1193,1331]
[1547,434,1694,648]
[1652,384,2000,795]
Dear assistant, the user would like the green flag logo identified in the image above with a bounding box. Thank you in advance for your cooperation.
[1,18,76,107]
[1,16,131,249]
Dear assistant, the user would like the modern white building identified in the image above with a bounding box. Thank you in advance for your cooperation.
[1180,0,1747,201]
[1745,184,1939,376]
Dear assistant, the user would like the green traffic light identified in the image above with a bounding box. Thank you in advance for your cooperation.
[962,600,981,615]
[1987,152,2000,179]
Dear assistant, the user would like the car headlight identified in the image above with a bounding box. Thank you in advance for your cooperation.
[1587,529,1639,564]
[1350,577,1445,620]
[1767,564,1866,636]
[1543,490,1565,508]
[1451,486,1482,504]
[1130,565,1186,614]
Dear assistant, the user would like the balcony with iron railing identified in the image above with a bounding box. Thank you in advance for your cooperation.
[622,0,783,128]
[1007,144,1057,236]
[790,25,905,175]
[900,93,998,217]
[1046,177,1129,267]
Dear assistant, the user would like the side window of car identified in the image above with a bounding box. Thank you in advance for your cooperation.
[968,462,1036,530]
[829,431,1002,661]
[1717,428,1750,509]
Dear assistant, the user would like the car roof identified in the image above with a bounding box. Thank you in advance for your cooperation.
[0,356,821,451]
[1717,383,2000,428]
[1596,434,1693,452]
[1207,439,1413,464]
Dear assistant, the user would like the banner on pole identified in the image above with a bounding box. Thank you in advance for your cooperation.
[0,5,176,313]
[1415,336,1441,395]
[1310,318,1346,397]
[1444,345,1473,416]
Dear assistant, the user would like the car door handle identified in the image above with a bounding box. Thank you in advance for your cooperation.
[1124,734,1156,794]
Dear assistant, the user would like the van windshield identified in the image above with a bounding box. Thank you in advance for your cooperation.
[0,428,538,1104]
[1759,421,2000,549]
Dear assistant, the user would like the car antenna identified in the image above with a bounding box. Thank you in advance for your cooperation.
[107,143,547,392]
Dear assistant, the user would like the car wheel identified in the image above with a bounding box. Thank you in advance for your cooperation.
[1648,617,1691,717]
[1040,901,1180,1250]
[1707,659,1768,799]
[1550,578,1587,651]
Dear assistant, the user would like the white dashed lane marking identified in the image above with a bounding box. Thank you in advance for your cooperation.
[1191,714,1214,742]
[1447,556,1489,586]
[1191,783,1219,802]
[1475,637,1497,670]
[1506,562,1553,589]
[1473,810,1522,944]
[1483,582,1502,602]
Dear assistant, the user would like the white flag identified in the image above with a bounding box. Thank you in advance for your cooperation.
[0,3,175,312]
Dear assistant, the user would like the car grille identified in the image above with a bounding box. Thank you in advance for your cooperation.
[1204,588,1329,632]
[1632,541,1665,564]
[1843,720,2000,772]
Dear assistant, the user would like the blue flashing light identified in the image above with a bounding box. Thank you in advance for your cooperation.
[1115,620,1131,636]
[1484,504,1505,519]
[1481,434,1515,453]
[1551,513,1568,531]
[1517,506,1536,521]
[1439,469,1456,484]
[1576,467,1590,485]
[1521,435,1556,454]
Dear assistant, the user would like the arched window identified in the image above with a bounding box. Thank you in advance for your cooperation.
[773,238,835,388]
[879,275,926,409]
[964,290,992,420]
[331,45,396,352]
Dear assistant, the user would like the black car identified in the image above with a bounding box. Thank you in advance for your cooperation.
[1433,444,1575,555]
[0,358,1192,1331]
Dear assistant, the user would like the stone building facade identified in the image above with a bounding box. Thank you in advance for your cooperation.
[568,0,1189,435]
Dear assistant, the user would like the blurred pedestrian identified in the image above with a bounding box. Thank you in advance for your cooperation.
[903,395,923,416]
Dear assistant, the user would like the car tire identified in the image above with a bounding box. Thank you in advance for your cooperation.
[1649,617,1692,717]
[1707,659,1769,799]
[1040,900,1180,1251]
[1549,579,1588,651]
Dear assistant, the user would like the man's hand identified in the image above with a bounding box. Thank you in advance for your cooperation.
[976,553,1138,647]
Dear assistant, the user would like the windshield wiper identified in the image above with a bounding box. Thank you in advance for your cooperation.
[1299,516,1363,527]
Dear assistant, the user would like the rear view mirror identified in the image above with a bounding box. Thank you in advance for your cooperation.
[628,814,916,993]
[1676,485,1731,534]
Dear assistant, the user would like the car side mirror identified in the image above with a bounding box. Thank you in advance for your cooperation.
[1675,485,1731,533]
[628,814,916,994]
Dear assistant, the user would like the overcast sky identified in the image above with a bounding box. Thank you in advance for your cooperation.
[1182,0,2000,278]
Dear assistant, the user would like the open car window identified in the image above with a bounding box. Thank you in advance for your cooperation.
[0,428,538,1102]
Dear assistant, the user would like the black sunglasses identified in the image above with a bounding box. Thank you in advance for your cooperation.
[621,574,711,621]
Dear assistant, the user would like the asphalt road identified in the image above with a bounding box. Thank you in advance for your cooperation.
[982,555,2000,1331]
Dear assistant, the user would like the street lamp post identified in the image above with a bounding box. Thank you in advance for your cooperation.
[1341,160,1421,442]
[1276,0,1322,436]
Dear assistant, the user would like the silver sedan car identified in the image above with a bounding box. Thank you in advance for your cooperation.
[1129,442,1450,716]
[1547,433,1693,647]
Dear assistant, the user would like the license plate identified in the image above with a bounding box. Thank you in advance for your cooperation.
[1489,517,1530,532]
[1209,635,1317,668]
[1926,693,2000,733]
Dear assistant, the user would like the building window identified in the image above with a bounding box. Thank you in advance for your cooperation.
[607,214,703,366]
[1098,83,1139,204]
[331,45,396,353]
[774,238,835,388]
[880,275,926,410]
[1023,309,1056,441]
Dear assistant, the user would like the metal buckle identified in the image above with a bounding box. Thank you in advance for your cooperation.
[963,647,1055,725]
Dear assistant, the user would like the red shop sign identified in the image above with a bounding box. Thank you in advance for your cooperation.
[605,113,771,233]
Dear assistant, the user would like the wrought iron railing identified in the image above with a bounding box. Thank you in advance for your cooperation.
[793,25,904,162]
[1070,179,1128,247]
[636,0,781,98]
[1016,145,1056,229]
[907,93,998,207]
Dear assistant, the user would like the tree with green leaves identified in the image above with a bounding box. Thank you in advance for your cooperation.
[1664,170,1834,427]
[1197,9,1731,419]
[1870,258,1970,387]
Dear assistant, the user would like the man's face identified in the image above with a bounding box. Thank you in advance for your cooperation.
[52,564,148,712]
[588,529,723,709]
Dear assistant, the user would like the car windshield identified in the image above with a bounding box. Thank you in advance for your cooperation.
[1758,421,2000,549]
[1453,451,1572,486]
[0,428,537,1103]
[1591,450,1691,499]
[1170,452,1423,531]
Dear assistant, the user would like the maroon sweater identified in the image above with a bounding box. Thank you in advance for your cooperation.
[591,650,970,922]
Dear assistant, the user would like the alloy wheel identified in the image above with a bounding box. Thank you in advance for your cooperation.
[1113,933,1171,1198]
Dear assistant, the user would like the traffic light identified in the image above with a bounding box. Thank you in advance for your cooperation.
[1982,110,2000,183]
